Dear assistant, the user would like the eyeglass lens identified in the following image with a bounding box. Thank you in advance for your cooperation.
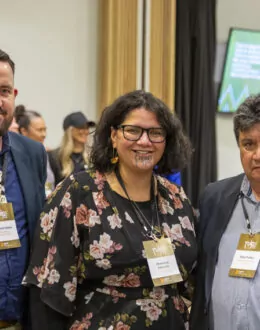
[121,125,166,142]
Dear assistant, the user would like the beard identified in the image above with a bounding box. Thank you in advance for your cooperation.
[0,108,13,136]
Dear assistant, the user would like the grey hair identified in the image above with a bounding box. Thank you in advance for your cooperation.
[233,94,260,144]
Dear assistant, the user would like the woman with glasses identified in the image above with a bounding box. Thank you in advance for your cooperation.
[24,90,197,329]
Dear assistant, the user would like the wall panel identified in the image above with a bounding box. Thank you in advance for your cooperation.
[98,0,138,114]
[149,0,176,110]
[98,0,176,114]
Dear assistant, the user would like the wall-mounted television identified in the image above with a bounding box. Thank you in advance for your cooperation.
[218,28,260,113]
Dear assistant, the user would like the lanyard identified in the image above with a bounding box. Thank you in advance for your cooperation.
[114,167,161,240]
[0,152,8,203]
[240,194,253,236]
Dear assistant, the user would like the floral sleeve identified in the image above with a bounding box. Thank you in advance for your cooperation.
[23,175,81,316]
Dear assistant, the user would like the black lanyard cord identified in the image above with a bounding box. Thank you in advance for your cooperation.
[0,152,8,202]
[114,167,161,239]
[240,194,253,236]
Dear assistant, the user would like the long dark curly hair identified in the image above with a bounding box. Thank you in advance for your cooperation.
[90,90,192,174]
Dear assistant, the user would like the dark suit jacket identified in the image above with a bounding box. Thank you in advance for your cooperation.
[48,148,64,186]
[8,132,46,329]
[190,174,244,330]
[48,148,86,186]
[8,132,47,242]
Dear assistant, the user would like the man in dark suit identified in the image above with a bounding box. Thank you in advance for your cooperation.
[191,94,260,329]
[0,49,46,329]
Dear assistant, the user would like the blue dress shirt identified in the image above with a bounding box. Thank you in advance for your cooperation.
[0,134,29,321]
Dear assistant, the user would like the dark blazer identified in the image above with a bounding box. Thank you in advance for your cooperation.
[8,132,47,241]
[48,148,87,186]
[8,132,46,329]
[48,148,63,186]
[190,173,244,330]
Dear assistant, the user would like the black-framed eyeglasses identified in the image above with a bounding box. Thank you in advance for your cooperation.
[117,125,166,143]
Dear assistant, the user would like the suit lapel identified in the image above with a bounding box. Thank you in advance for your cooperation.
[8,134,35,234]
[204,177,242,306]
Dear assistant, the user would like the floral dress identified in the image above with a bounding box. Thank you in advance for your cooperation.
[23,170,197,330]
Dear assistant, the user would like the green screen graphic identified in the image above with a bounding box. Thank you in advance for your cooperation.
[218,29,260,112]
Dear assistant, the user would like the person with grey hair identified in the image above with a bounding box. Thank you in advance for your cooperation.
[191,93,260,330]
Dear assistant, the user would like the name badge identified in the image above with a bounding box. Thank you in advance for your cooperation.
[229,233,260,278]
[0,203,21,249]
[143,237,183,286]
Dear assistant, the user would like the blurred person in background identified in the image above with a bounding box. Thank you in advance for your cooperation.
[15,105,46,144]
[9,117,19,133]
[48,111,95,186]
[15,105,54,196]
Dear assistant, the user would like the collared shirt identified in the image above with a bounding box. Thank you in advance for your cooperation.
[210,175,260,330]
[0,134,29,321]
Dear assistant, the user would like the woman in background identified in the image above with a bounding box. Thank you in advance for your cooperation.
[15,105,55,196]
[9,117,19,133]
[48,111,95,185]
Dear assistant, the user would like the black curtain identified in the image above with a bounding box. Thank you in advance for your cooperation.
[175,0,217,208]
